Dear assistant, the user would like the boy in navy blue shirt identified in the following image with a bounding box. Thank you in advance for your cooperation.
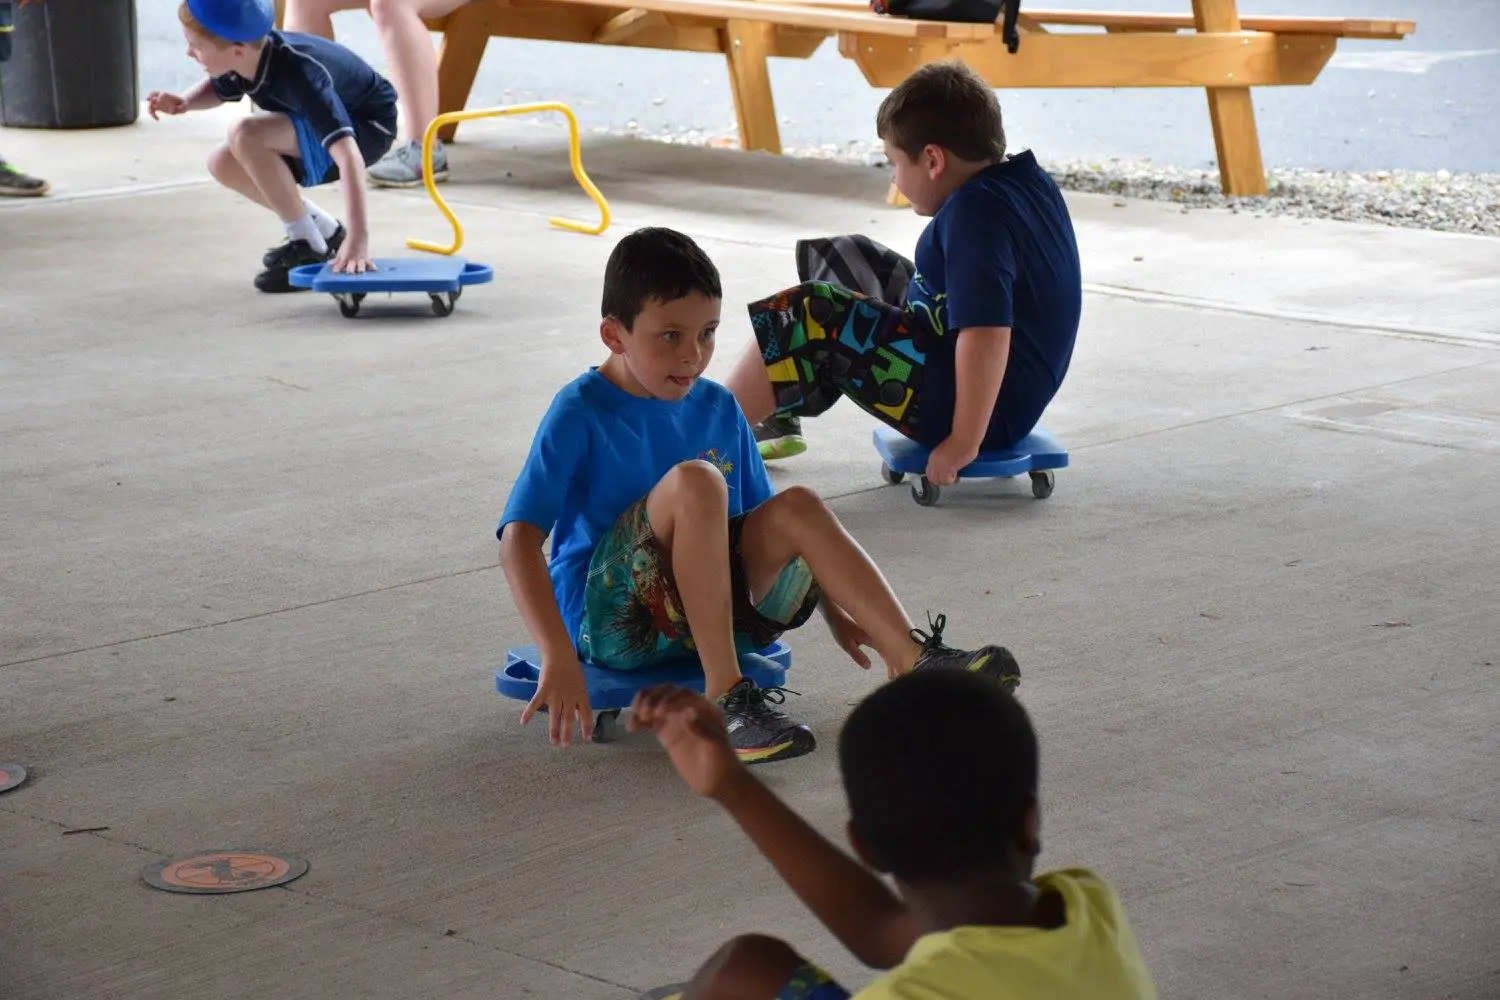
[148,0,397,292]
[725,61,1083,488]
[498,227,1019,764]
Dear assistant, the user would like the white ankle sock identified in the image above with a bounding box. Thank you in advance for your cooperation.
[285,212,328,254]
[300,199,340,241]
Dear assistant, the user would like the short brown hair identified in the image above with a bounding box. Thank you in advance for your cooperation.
[178,2,230,46]
[876,60,1005,163]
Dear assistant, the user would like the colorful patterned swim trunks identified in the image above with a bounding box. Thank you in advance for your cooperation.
[578,497,821,669]
[747,280,935,443]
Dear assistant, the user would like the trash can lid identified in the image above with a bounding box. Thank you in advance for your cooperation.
[187,0,275,43]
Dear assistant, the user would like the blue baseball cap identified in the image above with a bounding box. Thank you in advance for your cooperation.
[186,0,275,43]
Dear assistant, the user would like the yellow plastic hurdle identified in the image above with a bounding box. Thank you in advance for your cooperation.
[406,101,611,256]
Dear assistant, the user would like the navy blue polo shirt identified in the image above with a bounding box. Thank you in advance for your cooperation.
[906,151,1083,449]
[211,30,396,152]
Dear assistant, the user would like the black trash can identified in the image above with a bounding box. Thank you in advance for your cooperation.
[0,0,139,129]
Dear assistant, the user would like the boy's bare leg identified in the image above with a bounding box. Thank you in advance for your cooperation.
[207,147,275,211]
[681,935,814,1000]
[737,486,922,675]
[226,115,306,224]
[723,337,777,427]
[644,461,744,700]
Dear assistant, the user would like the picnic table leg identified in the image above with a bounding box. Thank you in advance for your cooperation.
[723,20,783,154]
[1194,0,1267,196]
[434,2,494,143]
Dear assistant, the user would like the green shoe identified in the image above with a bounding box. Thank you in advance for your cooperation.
[754,413,806,461]
[0,157,49,197]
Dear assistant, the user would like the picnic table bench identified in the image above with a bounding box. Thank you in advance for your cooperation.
[306,0,1416,197]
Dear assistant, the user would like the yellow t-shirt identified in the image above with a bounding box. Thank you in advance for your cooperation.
[852,868,1156,1000]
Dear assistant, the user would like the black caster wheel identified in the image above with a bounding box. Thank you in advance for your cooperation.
[336,292,365,318]
[911,476,941,507]
[1030,470,1055,499]
[880,462,905,485]
[592,708,621,744]
[430,291,457,317]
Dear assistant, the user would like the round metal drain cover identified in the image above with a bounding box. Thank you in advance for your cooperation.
[142,849,309,894]
[0,763,27,794]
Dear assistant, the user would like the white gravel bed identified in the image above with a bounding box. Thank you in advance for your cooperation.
[626,127,1500,238]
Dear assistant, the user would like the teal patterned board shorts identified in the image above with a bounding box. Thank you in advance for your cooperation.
[578,497,821,669]
[640,962,848,1000]
[778,962,851,1000]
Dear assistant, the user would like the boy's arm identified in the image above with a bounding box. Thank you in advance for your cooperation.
[181,79,226,111]
[926,326,1012,486]
[718,771,923,968]
[630,687,923,969]
[951,325,1012,447]
[326,136,373,274]
[498,522,595,744]
[498,523,575,663]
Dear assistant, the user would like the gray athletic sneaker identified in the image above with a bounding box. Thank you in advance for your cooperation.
[367,139,449,188]
[0,157,49,197]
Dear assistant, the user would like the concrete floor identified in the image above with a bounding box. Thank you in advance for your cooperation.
[2,109,1498,1000]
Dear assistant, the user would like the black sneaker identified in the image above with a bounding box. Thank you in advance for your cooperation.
[910,613,1021,691]
[754,413,806,461]
[263,223,345,268]
[717,678,815,764]
[255,238,332,293]
[0,157,49,197]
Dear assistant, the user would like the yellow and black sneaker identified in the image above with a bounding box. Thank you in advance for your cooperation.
[910,613,1021,691]
[717,678,815,764]
[0,157,49,197]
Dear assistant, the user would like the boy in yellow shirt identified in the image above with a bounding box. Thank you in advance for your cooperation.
[629,669,1156,1000]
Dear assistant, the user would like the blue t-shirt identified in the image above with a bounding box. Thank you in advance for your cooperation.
[211,30,396,152]
[497,370,775,646]
[906,151,1082,449]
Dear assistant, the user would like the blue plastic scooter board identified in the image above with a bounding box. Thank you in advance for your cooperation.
[288,256,494,318]
[873,424,1070,507]
[496,640,792,742]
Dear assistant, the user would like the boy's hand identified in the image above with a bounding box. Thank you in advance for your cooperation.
[520,654,595,745]
[330,227,375,275]
[628,685,744,799]
[821,602,875,673]
[925,435,979,487]
[147,92,187,119]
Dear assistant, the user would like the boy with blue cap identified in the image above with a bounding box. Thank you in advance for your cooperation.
[148,0,398,292]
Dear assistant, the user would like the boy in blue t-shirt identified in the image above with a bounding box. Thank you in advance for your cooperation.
[498,227,1020,763]
[147,0,397,293]
[725,61,1083,489]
